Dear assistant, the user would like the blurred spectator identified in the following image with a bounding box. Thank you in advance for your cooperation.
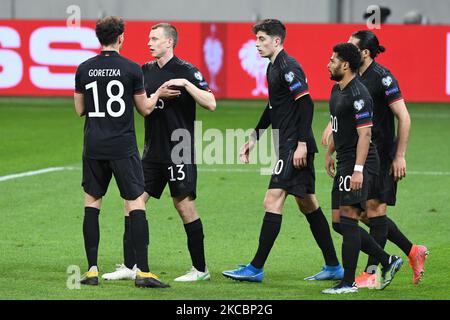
[403,10,430,24]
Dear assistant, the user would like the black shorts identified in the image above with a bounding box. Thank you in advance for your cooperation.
[268,151,316,198]
[142,161,197,199]
[82,153,145,200]
[368,168,397,206]
[331,166,375,211]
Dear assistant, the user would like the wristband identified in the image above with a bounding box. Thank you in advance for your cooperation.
[354,165,364,172]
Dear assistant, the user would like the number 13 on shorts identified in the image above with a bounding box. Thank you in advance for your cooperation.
[168,164,186,181]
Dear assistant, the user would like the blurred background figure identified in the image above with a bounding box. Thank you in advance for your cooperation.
[403,10,430,24]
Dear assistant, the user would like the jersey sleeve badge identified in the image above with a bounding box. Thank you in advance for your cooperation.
[353,99,365,112]
[382,76,393,87]
[284,71,295,83]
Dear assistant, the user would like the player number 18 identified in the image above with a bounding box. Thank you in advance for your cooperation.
[86,80,126,118]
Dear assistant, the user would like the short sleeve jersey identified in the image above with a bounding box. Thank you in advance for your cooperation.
[141,56,210,163]
[329,77,378,173]
[360,61,403,161]
[75,51,145,160]
[266,50,318,153]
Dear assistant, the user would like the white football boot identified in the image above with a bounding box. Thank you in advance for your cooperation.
[174,266,211,282]
[102,264,137,280]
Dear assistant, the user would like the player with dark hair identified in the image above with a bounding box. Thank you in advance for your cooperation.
[222,19,344,283]
[74,16,169,288]
[102,22,216,282]
[322,30,428,288]
[322,42,403,294]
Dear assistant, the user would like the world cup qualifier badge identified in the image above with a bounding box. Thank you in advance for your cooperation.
[382,76,393,87]
[284,71,295,83]
[353,99,365,112]
[194,71,203,81]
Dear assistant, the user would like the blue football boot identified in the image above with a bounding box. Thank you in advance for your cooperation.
[222,264,264,282]
[304,264,344,281]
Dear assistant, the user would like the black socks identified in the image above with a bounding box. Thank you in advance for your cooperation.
[334,220,390,275]
[83,207,100,269]
[365,216,388,272]
[387,216,413,256]
[305,208,339,266]
[251,212,282,269]
[184,219,206,272]
[340,216,360,284]
[129,210,149,273]
[123,216,136,269]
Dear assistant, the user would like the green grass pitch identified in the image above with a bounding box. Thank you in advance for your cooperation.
[0,97,449,300]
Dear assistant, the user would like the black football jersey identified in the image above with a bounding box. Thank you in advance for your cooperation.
[75,51,145,160]
[266,50,318,153]
[141,56,210,164]
[329,77,378,173]
[359,61,403,162]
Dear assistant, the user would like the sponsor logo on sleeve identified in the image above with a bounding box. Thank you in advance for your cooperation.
[355,111,370,120]
[385,87,399,96]
[289,81,302,91]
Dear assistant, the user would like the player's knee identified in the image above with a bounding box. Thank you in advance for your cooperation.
[366,200,379,213]
[175,202,198,223]
[125,193,146,212]
[366,200,386,219]
[263,197,277,212]
[296,195,319,214]
[84,195,102,209]
[339,206,360,219]
[174,197,194,214]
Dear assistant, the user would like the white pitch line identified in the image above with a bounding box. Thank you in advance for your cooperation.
[1,166,450,183]
[0,167,79,182]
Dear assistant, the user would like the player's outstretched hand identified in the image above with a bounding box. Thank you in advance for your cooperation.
[390,156,406,182]
[157,81,181,99]
[157,84,181,99]
[162,78,188,89]
[293,142,307,169]
[239,139,255,164]
[350,171,363,191]
[325,153,335,178]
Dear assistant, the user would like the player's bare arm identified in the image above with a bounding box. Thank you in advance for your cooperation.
[163,78,216,111]
[293,142,307,169]
[389,99,410,181]
[239,137,256,164]
[157,85,181,99]
[133,87,163,117]
[242,104,270,164]
[321,121,332,147]
[74,93,85,117]
[325,135,336,178]
[352,126,372,191]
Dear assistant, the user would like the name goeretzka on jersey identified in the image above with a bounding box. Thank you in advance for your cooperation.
[88,69,121,77]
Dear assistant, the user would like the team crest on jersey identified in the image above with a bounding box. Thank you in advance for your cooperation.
[284,71,295,83]
[382,76,393,87]
[353,99,365,112]
[194,71,203,81]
